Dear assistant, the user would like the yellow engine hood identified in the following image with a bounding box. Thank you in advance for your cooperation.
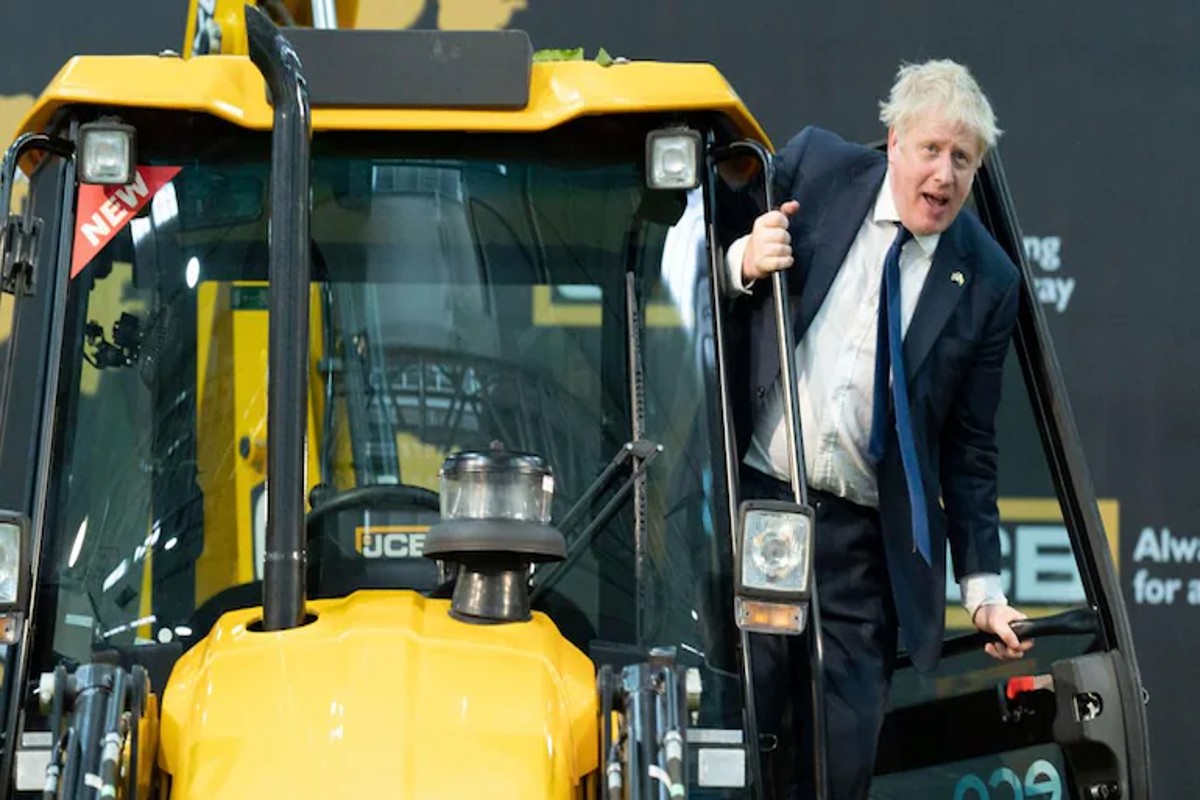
[158,591,598,798]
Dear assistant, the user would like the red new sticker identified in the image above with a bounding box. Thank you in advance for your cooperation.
[71,166,182,279]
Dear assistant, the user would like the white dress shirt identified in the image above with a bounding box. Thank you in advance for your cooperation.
[725,169,1005,618]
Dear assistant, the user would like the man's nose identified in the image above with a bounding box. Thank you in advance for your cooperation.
[933,153,954,184]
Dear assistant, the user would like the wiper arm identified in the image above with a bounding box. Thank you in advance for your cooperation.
[530,439,662,603]
[555,440,661,535]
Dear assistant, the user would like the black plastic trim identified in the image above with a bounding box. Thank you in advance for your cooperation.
[281,28,532,109]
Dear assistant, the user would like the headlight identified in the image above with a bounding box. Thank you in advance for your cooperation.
[735,500,814,635]
[740,504,811,594]
[0,522,18,605]
[0,511,31,644]
[79,121,137,186]
[646,127,701,190]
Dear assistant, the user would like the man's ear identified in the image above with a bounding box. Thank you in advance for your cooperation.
[886,127,900,164]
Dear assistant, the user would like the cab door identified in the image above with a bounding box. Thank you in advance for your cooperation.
[869,151,1151,800]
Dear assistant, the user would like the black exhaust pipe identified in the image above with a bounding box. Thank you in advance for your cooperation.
[245,5,312,631]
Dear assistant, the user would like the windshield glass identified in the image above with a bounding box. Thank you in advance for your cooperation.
[37,118,741,730]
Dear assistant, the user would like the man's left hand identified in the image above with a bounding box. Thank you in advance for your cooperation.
[973,604,1035,661]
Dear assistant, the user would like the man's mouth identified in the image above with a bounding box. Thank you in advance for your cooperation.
[921,192,949,209]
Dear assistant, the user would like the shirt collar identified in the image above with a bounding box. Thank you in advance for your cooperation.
[873,168,940,256]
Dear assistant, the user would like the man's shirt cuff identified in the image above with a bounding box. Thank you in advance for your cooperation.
[961,573,1007,619]
[725,235,754,296]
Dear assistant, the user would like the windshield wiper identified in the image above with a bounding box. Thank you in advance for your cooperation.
[530,438,662,603]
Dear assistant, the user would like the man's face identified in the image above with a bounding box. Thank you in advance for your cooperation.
[886,115,982,236]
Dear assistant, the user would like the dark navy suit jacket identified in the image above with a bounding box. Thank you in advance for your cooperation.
[727,127,1020,672]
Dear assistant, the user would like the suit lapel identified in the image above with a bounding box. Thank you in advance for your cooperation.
[794,159,887,337]
[903,218,971,384]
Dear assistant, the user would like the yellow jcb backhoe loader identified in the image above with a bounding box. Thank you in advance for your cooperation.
[0,1,1150,797]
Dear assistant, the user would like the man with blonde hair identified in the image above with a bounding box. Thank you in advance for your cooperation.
[725,59,1031,798]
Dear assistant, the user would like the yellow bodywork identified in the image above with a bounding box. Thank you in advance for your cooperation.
[158,591,599,797]
[12,54,767,146]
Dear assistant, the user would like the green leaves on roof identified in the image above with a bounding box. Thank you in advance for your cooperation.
[532,47,617,67]
[532,47,584,62]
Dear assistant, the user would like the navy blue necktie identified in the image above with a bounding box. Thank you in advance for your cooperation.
[868,224,932,564]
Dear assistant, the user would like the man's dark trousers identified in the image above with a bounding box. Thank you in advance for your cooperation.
[742,465,898,800]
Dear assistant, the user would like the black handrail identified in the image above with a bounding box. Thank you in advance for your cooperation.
[896,606,1101,669]
[709,140,830,800]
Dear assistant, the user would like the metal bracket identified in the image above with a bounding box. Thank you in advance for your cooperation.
[1,213,42,295]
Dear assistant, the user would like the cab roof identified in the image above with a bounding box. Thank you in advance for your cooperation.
[14,52,770,145]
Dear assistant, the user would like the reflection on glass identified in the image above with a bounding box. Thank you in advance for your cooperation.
[37,121,744,741]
